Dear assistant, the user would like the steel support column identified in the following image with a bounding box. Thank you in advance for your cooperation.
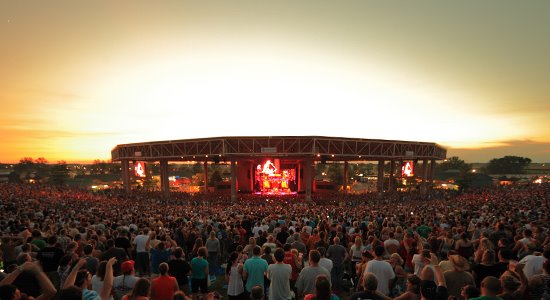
[250,162,254,193]
[305,158,312,201]
[388,160,395,191]
[122,160,130,193]
[203,162,208,193]
[160,160,169,198]
[429,159,436,189]
[343,161,348,194]
[297,162,302,191]
[422,159,429,194]
[230,159,237,201]
[377,160,384,193]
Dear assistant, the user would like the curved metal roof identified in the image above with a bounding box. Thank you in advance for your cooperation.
[111,136,446,162]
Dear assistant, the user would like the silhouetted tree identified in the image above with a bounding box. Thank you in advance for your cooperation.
[436,156,471,175]
[8,172,22,183]
[486,156,531,174]
[327,163,343,184]
[209,170,223,187]
[50,161,69,185]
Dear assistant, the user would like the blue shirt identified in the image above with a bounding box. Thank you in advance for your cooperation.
[150,248,172,274]
[83,288,101,300]
[191,257,209,279]
[243,256,268,292]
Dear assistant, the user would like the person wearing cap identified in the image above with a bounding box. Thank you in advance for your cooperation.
[113,260,139,300]
[444,255,475,300]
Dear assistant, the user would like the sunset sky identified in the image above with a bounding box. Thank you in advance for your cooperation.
[1,1,549,163]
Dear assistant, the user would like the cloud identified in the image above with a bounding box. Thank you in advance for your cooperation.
[448,140,550,163]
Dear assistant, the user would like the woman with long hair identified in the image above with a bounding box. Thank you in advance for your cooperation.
[455,232,474,260]
[349,237,366,288]
[472,250,500,288]
[91,261,108,297]
[473,238,493,264]
[393,275,421,300]
[389,253,406,297]
[205,231,221,275]
[122,278,151,300]
[190,238,203,259]
[225,251,244,300]
[304,275,339,300]
[438,231,455,258]
[190,247,209,297]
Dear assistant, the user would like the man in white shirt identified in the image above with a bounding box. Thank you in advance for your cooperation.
[318,247,333,273]
[384,232,400,255]
[365,246,395,296]
[252,222,263,238]
[267,248,292,300]
[132,230,151,277]
[519,249,549,278]
[296,250,331,298]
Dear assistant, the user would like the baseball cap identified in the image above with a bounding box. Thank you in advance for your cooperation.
[121,260,135,273]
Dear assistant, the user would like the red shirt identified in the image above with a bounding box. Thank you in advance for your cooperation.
[283,252,299,281]
[151,275,178,300]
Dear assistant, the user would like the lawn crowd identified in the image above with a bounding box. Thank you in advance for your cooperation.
[0,183,549,300]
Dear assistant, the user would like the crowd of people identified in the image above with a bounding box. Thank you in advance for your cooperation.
[0,182,549,300]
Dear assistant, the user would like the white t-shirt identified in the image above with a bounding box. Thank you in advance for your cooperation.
[412,254,426,276]
[267,263,292,300]
[252,226,262,238]
[319,258,333,273]
[365,259,395,296]
[133,234,149,253]
[384,239,400,248]
[519,255,546,278]
[350,245,366,262]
